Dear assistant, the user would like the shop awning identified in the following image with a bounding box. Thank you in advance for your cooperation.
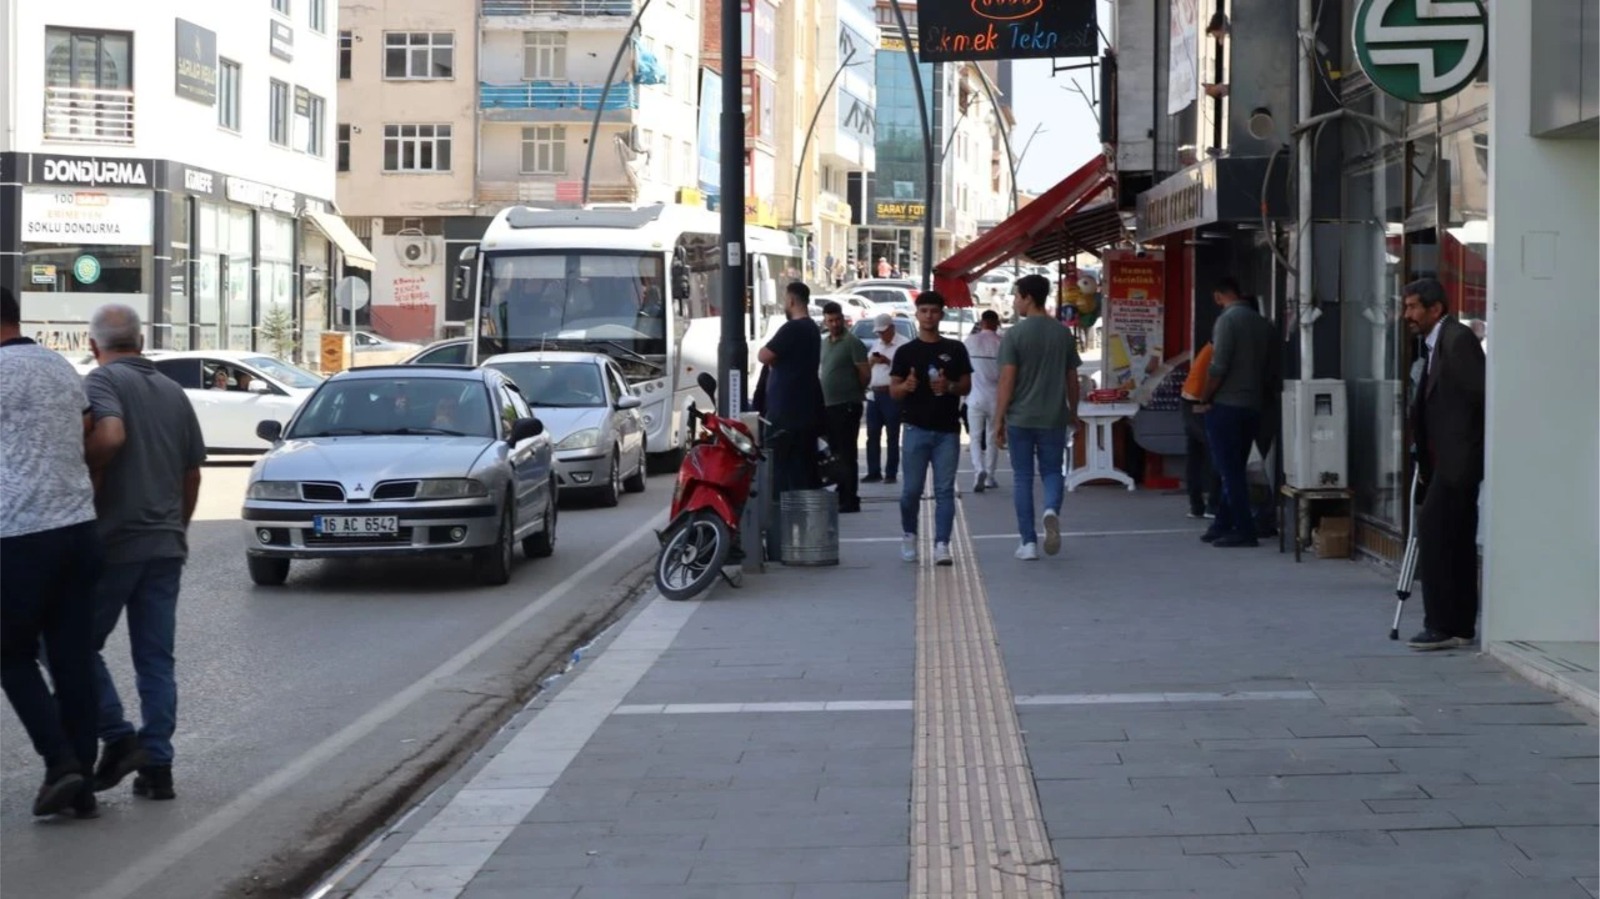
[305,210,377,271]
[933,155,1116,306]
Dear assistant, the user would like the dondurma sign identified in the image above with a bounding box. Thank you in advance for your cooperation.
[1353,0,1487,104]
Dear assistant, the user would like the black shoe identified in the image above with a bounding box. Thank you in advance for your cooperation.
[132,765,175,801]
[1407,629,1467,651]
[862,474,882,484]
[1213,534,1259,548]
[71,787,100,820]
[94,734,149,792]
[33,765,84,817]
[1200,529,1223,543]
[839,502,861,514]
[883,476,897,484]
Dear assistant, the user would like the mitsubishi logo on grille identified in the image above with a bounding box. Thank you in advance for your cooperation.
[352,483,365,493]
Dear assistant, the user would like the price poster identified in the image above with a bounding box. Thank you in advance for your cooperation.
[1102,249,1165,398]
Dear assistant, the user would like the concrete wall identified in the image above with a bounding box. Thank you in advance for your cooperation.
[1482,1,1600,644]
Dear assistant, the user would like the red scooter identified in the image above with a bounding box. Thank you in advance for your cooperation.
[655,373,761,601]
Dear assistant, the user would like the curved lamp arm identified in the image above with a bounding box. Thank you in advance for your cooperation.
[788,49,863,238]
[582,0,656,206]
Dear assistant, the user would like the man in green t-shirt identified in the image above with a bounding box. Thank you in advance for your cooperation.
[994,274,1082,560]
[819,301,870,512]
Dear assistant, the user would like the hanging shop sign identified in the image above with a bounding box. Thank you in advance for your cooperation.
[1352,0,1486,104]
[918,0,1097,63]
[21,187,154,246]
[1101,249,1166,399]
[175,19,218,105]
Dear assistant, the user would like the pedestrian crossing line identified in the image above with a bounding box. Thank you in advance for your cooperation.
[911,499,1061,898]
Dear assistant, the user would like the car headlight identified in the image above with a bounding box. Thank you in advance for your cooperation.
[247,480,300,500]
[718,422,756,456]
[556,428,601,451]
[416,478,489,499]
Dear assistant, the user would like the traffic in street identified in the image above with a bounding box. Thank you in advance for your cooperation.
[0,460,670,899]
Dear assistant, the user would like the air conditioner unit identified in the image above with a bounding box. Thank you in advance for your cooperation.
[1282,379,1349,489]
[395,235,439,267]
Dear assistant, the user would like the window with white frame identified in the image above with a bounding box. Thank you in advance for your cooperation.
[337,123,350,171]
[302,91,326,156]
[383,124,452,171]
[520,125,566,174]
[310,0,326,33]
[681,140,692,182]
[272,0,289,14]
[218,59,241,131]
[338,31,352,79]
[384,32,454,79]
[268,79,289,145]
[522,32,566,80]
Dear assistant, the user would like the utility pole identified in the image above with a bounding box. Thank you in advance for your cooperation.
[717,0,746,416]
[888,0,933,292]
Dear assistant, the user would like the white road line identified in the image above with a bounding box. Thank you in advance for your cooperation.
[604,691,1320,715]
[347,594,699,899]
[84,510,667,899]
[841,528,1194,544]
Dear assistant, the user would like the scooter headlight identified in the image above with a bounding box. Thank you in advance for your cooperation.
[718,422,756,456]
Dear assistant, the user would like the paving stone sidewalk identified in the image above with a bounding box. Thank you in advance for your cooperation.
[333,476,1598,899]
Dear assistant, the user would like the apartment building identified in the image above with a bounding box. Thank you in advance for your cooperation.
[1,0,359,361]
[336,0,702,340]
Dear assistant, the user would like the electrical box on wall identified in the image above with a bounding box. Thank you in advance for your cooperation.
[1282,379,1348,489]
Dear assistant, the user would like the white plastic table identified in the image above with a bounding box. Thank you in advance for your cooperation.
[1066,401,1140,492]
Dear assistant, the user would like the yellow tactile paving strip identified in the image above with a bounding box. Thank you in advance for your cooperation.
[911,499,1062,898]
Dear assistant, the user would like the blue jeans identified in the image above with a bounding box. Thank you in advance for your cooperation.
[1007,425,1067,545]
[865,390,901,479]
[92,558,184,765]
[899,425,959,543]
[1203,403,1261,540]
[1,522,102,774]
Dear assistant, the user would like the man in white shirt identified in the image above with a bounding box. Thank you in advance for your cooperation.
[862,314,910,484]
[963,310,1003,492]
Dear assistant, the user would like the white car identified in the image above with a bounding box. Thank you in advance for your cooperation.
[352,330,424,355]
[144,350,322,453]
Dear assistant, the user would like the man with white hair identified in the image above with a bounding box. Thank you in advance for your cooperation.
[82,303,205,802]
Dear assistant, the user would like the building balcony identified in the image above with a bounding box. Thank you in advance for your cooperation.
[43,87,135,145]
[479,81,638,122]
[480,0,633,27]
[477,178,636,207]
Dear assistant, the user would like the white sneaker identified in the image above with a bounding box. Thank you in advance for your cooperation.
[901,534,918,563]
[1042,509,1061,556]
[1015,542,1039,561]
[934,542,953,566]
[986,474,1001,489]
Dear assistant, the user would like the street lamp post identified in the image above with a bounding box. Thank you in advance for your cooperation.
[788,49,865,268]
[580,0,655,205]
[716,0,745,416]
[887,0,934,292]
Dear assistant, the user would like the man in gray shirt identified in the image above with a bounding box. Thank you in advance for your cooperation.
[83,303,205,801]
[1195,278,1275,547]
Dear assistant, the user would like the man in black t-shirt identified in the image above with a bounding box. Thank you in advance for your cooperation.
[756,281,823,494]
[889,291,972,566]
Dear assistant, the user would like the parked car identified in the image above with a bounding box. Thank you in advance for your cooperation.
[352,330,424,355]
[811,293,873,325]
[402,337,472,366]
[938,306,980,338]
[482,351,647,506]
[242,365,557,587]
[144,350,322,453]
[55,349,97,375]
[851,317,916,344]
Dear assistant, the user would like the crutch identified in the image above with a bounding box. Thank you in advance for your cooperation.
[1389,466,1421,640]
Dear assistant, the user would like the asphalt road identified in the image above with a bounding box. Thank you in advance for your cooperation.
[0,461,670,899]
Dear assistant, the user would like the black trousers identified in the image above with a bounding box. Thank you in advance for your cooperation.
[1181,401,1220,515]
[824,402,864,509]
[768,426,820,496]
[1419,477,1481,640]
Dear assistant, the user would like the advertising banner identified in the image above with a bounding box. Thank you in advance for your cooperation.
[1167,0,1199,114]
[696,68,721,197]
[21,187,154,246]
[1102,249,1165,398]
[918,0,1095,63]
[175,18,218,105]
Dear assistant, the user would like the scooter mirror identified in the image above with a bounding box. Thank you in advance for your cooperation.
[696,371,717,403]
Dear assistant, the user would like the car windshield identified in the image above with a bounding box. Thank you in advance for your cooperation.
[242,356,323,389]
[287,379,495,438]
[486,361,606,408]
[478,251,668,358]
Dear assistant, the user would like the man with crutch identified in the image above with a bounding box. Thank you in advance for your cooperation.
[1399,278,1486,651]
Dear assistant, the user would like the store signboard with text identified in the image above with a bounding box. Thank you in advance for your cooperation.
[918,0,1097,62]
[1102,249,1165,400]
[21,187,154,246]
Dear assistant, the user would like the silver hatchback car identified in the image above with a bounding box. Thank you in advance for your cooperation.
[242,366,557,587]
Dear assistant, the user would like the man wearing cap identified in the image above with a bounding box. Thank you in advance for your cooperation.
[863,313,910,485]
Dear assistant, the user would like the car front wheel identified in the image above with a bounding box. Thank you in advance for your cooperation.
[248,556,290,586]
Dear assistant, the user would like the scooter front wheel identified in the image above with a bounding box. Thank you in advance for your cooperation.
[655,510,734,601]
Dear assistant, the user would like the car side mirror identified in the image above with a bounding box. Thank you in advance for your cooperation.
[256,420,283,442]
[453,247,478,305]
[247,380,271,394]
[616,394,642,410]
[510,417,543,443]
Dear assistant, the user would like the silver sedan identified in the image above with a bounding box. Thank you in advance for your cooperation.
[242,366,557,587]
[482,351,647,507]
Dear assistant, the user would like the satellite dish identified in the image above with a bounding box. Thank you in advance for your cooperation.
[335,276,371,311]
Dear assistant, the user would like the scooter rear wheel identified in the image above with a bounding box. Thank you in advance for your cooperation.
[655,510,733,601]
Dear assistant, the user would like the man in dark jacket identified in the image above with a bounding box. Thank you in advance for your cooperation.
[1402,278,1486,650]
[756,282,823,494]
[1195,278,1276,547]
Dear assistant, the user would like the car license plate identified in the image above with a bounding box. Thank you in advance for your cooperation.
[313,515,399,536]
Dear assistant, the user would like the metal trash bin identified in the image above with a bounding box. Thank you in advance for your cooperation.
[778,489,839,567]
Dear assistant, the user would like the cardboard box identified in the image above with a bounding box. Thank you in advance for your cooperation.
[1313,515,1352,559]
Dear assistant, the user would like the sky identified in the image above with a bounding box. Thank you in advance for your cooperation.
[1007,0,1114,196]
